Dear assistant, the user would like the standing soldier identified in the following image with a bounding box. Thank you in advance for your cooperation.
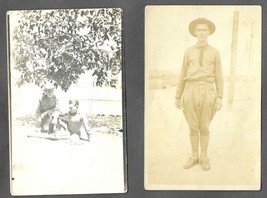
[175,18,223,171]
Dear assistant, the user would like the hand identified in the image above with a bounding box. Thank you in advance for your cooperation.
[175,99,182,110]
[215,98,223,111]
[46,110,53,116]
[40,112,47,119]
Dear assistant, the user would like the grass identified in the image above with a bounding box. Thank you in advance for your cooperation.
[15,114,123,136]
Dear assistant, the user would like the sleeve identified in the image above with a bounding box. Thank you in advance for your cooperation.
[214,50,224,98]
[54,96,59,110]
[175,51,188,99]
[35,99,43,117]
[48,96,59,113]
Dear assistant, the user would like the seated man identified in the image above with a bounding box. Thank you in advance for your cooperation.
[58,100,91,141]
[36,82,60,133]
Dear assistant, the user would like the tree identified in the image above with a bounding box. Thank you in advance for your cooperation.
[11,8,122,91]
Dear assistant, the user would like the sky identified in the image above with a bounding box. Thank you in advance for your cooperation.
[145,6,261,78]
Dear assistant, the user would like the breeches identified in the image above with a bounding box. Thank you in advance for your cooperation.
[182,81,217,136]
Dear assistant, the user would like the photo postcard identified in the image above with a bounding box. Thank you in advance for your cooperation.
[145,5,261,190]
[7,8,126,195]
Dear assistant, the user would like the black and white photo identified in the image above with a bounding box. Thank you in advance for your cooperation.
[8,8,126,195]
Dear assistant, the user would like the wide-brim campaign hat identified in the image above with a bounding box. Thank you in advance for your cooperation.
[189,18,216,37]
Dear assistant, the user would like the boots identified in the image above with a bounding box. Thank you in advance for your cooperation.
[48,123,55,134]
[200,158,211,171]
[200,134,211,171]
[183,157,199,169]
[183,134,211,171]
[184,134,199,169]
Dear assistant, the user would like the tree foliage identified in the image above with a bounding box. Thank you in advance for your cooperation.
[11,8,122,91]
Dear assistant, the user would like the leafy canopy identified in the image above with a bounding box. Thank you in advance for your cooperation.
[11,8,122,91]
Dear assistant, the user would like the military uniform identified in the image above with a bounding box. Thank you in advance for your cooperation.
[175,18,223,170]
[36,94,59,132]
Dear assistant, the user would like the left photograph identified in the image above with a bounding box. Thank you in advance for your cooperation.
[7,8,126,195]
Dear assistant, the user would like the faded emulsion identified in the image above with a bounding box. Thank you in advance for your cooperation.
[145,5,261,190]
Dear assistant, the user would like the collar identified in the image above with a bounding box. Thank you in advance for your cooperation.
[69,111,78,116]
[196,42,208,49]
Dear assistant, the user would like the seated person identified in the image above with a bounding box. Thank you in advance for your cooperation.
[36,82,60,133]
[58,100,91,141]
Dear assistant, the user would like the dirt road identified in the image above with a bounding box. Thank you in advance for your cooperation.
[145,80,260,190]
[11,125,125,195]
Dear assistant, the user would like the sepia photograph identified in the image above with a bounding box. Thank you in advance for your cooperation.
[7,8,126,195]
[145,6,261,190]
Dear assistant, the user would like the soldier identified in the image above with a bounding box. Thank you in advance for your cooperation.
[36,82,60,133]
[175,18,223,171]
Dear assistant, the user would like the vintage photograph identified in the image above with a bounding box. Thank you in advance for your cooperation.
[8,8,126,195]
[145,6,261,190]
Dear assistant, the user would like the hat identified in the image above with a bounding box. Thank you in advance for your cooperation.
[188,18,216,37]
[44,82,55,90]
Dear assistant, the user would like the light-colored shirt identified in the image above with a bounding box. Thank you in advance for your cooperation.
[176,43,223,99]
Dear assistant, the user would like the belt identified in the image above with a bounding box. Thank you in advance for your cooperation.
[186,79,214,84]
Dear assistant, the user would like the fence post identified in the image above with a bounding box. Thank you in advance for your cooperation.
[228,11,239,109]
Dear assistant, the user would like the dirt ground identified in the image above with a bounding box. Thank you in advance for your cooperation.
[10,124,125,195]
[9,81,125,195]
[145,80,261,190]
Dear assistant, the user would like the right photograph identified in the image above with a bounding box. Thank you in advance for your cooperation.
[145,5,261,190]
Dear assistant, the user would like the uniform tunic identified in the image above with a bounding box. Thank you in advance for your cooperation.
[36,94,58,130]
[176,43,223,135]
[36,95,58,116]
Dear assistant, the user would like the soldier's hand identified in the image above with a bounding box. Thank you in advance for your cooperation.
[175,99,182,110]
[215,98,223,111]
[46,110,53,116]
[40,112,47,119]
